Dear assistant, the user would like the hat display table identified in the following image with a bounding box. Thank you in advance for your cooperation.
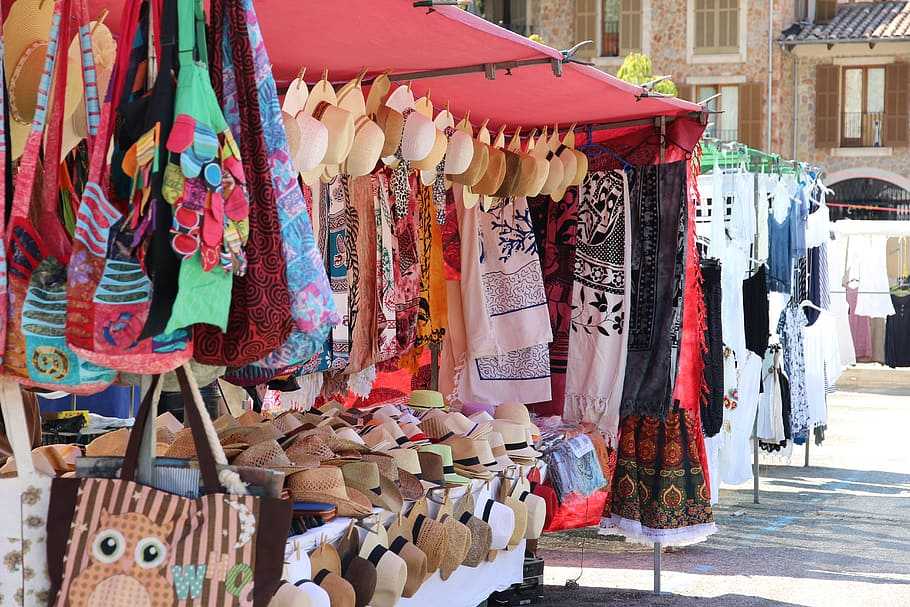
[284,477,525,607]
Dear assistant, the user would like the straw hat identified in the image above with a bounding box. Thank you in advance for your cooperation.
[486,431,516,470]
[375,105,404,158]
[494,402,541,440]
[399,423,430,446]
[343,556,376,607]
[313,569,356,607]
[155,425,176,446]
[310,543,342,577]
[514,485,547,540]
[399,109,435,163]
[475,497,515,553]
[343,116,384,177]
[341,461,403,512]
[287,467,373,517]
[491,420,541,460]
[443,127,475,177]
[359,543,407,607]
[552,145,578,202]
[365,73,392,117]
[337,73,367,119]
[453,493,493,568]
[5,0,73,159]
[234,439,307,472]
[286,434,338,466]
[295,113,330,176]
[446,412,490,439]
[370,449,424,501]
[312,101,355,166]
[418,444,470,485]
[238,410,264,426]
[85,428,131,458]
[437,513,471,581]
[472,122,505,197]
[359,425,395,452]
[156,412,183,435]
[412,128,446,173]
[473,437,504,472]
[386,534,429,597]
[405,508,448,574]
[335,427,367,446]
[274,411,306,436]
[494,148,522,199]
[501,495,528,550]
[417,415,449,442]
[415,450,448,489]
[523,132,550,197]
[270,581,330,607]
[409,390,445,411]
[384,84,415,114]
[446,437,494,480]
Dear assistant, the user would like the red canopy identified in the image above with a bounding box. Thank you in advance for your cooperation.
[81,0,702,133]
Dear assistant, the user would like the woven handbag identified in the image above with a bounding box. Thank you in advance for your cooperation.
[66,0,193,373]
[47,365,292,606]
[3,0,115,393]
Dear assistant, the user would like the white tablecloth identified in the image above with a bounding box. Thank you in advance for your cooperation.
[284,478,525,607]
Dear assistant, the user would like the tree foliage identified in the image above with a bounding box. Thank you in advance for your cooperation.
[616,53,678,97]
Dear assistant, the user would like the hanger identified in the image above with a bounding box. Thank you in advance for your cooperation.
[798,299,824,313]
[295,67,307,89]
[354,513,381,535]
[578,125,632,172]
[91,9,109,34]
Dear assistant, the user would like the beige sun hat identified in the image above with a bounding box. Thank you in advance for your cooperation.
[365,72,392,118]
[233,439,308,473]
[287,466,373,517]
[412,128,446,173]
[471,121,505,198]
[344,115,384,177]
[341,461,403,513]
[385,85,434,163]
[494,402,542,441]
[404,500,449,574]
[537,130,565,196]
[524,130,551,197]
[553,135,578,202]
[443,125,475,177]
[418,107,455,185]
[284,75,328,179]
[312,101,355,167]
[63,19,116,159]
[5,0,78,159]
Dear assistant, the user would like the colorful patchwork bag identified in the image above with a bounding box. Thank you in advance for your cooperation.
[47,365,292,606]
[3,0,115,392]
[212,0,337,386]
[192,0,296,366]
[0,3,10,368]
[66,0,193,373]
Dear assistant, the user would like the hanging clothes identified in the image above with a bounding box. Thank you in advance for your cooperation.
[564,171,631,442]
[620,160,687,420]
[885,293,910,367]
[851,235,895,317]
[346,176,378,375]
[742,265,769,358]
[700,259,724,438]
[374,170,399,364]
[803,310,842,431]
[767,192,793,294]
[847,286,873,361]
[778,303,809,442]
[601,409,716,546]
[827,235,855,367]
[757,346,792,451]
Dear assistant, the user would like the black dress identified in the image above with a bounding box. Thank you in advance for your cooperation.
[885,293,910,367]
[743,265,770,358]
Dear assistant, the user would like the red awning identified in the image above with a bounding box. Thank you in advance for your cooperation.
[81,0,701,132]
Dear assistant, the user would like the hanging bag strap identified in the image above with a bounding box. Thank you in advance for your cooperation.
[121,365,248,496]
[0,379,38,479]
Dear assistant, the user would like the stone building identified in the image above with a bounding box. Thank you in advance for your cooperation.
[480,0,910,210]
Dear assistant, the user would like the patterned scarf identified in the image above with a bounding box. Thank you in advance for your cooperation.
[620,161,688,420]
[347,176,377,374]
[327,176,351,371]
[442,188,461,281]
[393,174,421,354]
[564,171,631,444]
[415,184,447,348]
[374,170,398,364]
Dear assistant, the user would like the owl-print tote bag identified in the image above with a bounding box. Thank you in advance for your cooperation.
[0,380,53,605]
[46,366,291,606]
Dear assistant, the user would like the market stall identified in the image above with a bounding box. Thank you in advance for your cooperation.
[0,0,715,605]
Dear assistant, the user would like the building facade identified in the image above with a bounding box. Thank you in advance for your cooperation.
[480,0,910,210]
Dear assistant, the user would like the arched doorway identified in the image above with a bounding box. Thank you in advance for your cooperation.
[827,171,910,221]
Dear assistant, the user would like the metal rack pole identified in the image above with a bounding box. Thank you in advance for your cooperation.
[753,414,760,504]
[653,543,661,594]
[804,437,810,467]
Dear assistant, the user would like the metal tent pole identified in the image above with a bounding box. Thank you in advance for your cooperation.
[653,543,661,594]
[753,414,760,504]
[804,437,810,467]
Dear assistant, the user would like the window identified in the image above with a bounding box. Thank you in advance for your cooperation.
[484,0,529,35]
[815,0,837,23]
[841,66,886,147]
[575,0,643,59]
[601,0,642,57]
[816,63,908,149]
[697,84,740,142]
[694,0,739,54]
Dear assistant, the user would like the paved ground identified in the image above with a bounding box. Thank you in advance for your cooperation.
[533,368,910,606]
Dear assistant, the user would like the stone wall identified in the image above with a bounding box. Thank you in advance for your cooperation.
[530,0,575,49]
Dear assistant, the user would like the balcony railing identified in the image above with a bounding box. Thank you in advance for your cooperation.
[705,125,739,143]
[602,20,619,57]
[841,111,884,148]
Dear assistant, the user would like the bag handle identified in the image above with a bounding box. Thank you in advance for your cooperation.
[0,380,38,479]
[122,365,248,496]
[0,1,8,239]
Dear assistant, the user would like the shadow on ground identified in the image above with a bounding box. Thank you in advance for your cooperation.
[534,586,805,606]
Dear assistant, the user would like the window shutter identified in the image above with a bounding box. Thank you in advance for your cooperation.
[676,84,693,102]
[738,83,763,149]
[575,0,598,59]
[815,0,837,23]
[884,62,909,147]
[619,0,642,54]
[815,64,839,148]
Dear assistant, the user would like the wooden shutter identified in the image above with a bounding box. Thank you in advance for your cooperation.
[694,0,710,51]
[738,83,763,149]
[619,0,642,54]
[815,0,837,23]
[676,84,693,102]
[718,0,739,50]
[815,64,839,148]
[575,0,598,59]
[884,62,909,147]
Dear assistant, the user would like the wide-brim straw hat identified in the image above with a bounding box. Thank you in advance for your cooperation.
[303,77,338,117]
[63,20,116,158]
[312,101,355,166]
[414,129,447,178]
[418,444,470,486]
[438,514,471,580]
[494,402,542,440]
[341,461,403,512]
[295,113,329,174]
[552,147,578,202]
[286,434,338,466]
[449,138,488,187]
[274,411,306,436]
[400,109,436,162]
[85,428,131,458]
[491,420,541,459]
[344,116,384,177]
[493,150,522,198]
[472,438,505,473]
[502,495,528,550]
[287,467,373,517]
[539,153,565,196]
[234,439,308,473]
[446,437,494,480]
[443,128,474,176]
[446,412,490,439]
[409,390,445,411]
[472,145,506,196]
